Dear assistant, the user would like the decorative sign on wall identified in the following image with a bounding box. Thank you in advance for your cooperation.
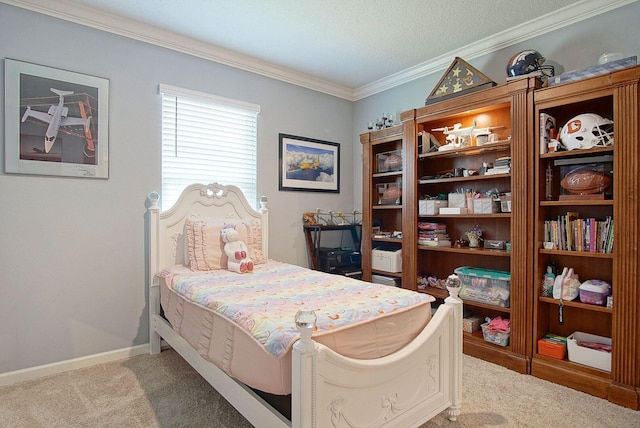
[426,57,496,105]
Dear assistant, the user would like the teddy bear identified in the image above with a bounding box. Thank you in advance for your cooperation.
[221,224,254,273]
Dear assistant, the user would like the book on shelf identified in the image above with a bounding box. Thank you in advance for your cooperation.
[543,212,613,253]
[418,234,451,246]
[420,238,452,247]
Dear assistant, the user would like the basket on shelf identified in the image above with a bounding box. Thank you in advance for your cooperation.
[481,317,510,346]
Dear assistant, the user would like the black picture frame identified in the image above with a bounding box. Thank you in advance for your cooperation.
[278,133,340,193]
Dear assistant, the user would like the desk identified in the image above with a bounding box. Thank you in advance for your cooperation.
[303,224,362,277]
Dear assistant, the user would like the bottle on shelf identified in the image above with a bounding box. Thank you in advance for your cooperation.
[542,266,555,297]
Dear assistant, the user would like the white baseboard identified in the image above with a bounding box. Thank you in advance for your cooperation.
[0,344,150,387]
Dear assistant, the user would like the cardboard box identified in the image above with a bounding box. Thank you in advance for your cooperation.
[418,199,448,215]
[439,207,469,215]
[567,331,612,372]
[372,248,402,273]
[463,316,482,333]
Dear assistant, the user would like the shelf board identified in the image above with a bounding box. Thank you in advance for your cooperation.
[372,170,402,178]
[420,287,512,315]
[419,212,511,219]
[418,245,511,257]
[418,140,511,159]
[538,296,613,313]
[371,269,402,278]
[372,204,402,210]
[463,335,530,374]
[540,146,613,160]
[532,353,611,382]
[540,199,613,207]
[418,287,448,299]
[419,173,510,185]
[303,224,361,231]
[538,248,614,258]
[371,237,402,244]
[461,300,511,313]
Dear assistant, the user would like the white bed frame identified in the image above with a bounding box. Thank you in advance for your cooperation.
[147,183,463,427]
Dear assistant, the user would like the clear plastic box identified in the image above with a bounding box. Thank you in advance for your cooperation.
[376,150,403,173]
[455,266,511,307]
[579,280,611,306]
[376,181,402,205]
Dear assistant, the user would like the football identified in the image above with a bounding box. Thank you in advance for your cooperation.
[383,153,403,170]
[380,185,402,204]
[560,168,610,194]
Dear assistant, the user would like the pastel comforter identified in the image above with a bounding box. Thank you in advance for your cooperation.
[159,260,434,394]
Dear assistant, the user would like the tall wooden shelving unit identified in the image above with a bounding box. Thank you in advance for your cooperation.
[531,65,640,409]
[359,67,640,409]
[360,125,411,287]
[401,77,540,373]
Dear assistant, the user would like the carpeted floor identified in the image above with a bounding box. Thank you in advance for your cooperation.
[1,349,638,427]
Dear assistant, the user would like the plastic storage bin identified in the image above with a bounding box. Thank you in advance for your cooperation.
[538,337,566,359]
[481,322,510,346]
[567,331,612,372]
[455,266,511,307]
[579,280,611,306]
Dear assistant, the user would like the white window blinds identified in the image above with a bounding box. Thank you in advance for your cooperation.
[159,84,260,210]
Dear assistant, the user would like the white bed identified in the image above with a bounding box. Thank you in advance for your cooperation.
[147,183,463,427]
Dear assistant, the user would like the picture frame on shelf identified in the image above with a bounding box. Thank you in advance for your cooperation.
[278,133,340,193]
[4,59,110,179]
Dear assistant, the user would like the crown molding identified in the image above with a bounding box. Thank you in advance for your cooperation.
[353,0,637,100]
[3,0,636,102]
[1,0,356,100]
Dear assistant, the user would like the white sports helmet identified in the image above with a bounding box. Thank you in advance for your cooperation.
[559,113,614,150]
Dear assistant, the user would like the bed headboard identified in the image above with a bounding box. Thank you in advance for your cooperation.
[147,183,268,276]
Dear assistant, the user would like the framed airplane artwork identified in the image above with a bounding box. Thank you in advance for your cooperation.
[4,59,110,178]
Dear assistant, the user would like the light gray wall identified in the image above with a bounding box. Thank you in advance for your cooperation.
[1,1,638,375]
[0,4,354,372]
[353,1,640,209]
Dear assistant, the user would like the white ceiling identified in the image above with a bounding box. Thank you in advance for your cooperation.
[5,0,634,100]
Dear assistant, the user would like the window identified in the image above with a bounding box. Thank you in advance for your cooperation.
[159,84,260,210]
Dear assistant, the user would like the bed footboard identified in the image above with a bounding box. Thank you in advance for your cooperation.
[292,287,463,428]
[146,185,462,427]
